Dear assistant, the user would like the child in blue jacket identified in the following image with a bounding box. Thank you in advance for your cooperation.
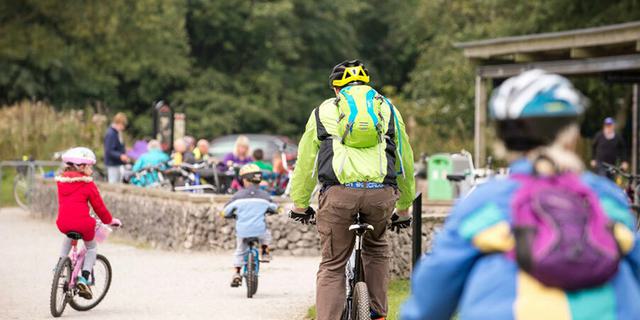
[224,164,277,287]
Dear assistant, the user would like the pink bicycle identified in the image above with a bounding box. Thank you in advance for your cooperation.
[50,222,120,317]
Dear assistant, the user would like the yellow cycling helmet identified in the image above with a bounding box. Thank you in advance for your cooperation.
[329,60,370,88]
[239,163,262,183]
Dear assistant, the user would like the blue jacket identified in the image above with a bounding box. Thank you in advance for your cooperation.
[402,159,640,320]
[223,185,277,238]
[104,126,125,166]
[131,149,170,187]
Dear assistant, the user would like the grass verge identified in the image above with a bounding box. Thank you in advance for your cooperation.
[1,170,16,207]
[306,279,410,320]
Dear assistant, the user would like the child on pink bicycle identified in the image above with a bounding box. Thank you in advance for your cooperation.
[55,147,121,299]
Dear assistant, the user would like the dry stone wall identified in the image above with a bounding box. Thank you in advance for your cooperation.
[30,179,448,278]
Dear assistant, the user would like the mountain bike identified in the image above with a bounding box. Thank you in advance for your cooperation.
[603,162,640,230]
[50,221,121,317]
[343,214,374,320]
[291,209,391,320]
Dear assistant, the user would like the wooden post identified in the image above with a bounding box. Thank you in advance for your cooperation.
[474,75,488,168]
[411,193,423,269]
[633,84,639,176]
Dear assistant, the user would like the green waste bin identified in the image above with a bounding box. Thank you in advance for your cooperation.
[427,154,453,200]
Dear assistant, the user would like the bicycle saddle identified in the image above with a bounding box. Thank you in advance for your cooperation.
[66,232,83,240]
[245,237,260,244]
[349,223,374,231]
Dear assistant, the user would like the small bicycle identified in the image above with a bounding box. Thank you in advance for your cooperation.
[50,221,120,317]
[242,237,261,298]
[225,207,277,298]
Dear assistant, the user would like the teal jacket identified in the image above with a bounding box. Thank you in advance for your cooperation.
[131,149,170,187]
[402,159,640,320]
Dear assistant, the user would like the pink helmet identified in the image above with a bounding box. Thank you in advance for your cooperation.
[61,147,97,165]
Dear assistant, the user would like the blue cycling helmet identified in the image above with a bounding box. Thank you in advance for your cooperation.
[489,69,586,151]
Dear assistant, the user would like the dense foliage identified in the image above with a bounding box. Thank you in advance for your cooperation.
[2,0,640,156]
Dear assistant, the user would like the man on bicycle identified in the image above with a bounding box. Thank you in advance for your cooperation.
[289,60,415,320]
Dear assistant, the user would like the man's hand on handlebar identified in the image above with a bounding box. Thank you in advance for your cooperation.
[289,207,315,224]
[389,212,411,233]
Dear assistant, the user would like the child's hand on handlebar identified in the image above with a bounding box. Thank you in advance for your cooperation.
[110,218,123,228]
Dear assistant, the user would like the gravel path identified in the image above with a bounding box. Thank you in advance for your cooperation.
[0,207,319,319]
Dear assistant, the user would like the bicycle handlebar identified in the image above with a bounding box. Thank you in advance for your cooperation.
[603,162,640,180]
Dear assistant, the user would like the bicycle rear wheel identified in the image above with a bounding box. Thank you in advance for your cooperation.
[69,254,112,311]
[352,282,370,320]
[245,253,258,298]
[50,257,72,317]
[13,175,29,210]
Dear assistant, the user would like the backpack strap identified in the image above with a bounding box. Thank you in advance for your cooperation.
[365,89,383,142]
[315,107,330,141]
[339,88,358,144]
[382,97,406,178]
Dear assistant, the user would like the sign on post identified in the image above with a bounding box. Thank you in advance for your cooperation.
[153,101,174,153]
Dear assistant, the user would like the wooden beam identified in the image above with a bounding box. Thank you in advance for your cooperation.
[514,53,538,62]
[570,47,601,59]
[633,84,639,176]
[459,22,640,59]
[474,75,488,168]
[477,54,640,79]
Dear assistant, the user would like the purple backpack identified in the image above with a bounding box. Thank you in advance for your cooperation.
[510,173,620,290]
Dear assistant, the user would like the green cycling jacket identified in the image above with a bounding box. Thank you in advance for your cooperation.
[291,96,415,210]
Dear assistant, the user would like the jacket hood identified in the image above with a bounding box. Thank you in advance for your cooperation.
[56,171,93,195]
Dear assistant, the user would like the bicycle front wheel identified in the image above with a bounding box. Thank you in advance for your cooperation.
[352,282,370,320]
[245,254,258,298]
[50,257,72,317]
[13,175,29,210]
[69,254,112,311]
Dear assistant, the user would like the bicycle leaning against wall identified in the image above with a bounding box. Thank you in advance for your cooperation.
[603,162,640,230]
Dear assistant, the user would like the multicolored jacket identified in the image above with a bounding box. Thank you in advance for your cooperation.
[402,159,640,320]
[290,94,415,210]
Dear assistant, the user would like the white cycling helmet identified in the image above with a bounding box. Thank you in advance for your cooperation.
[489,69,586,151]
[61,147,97,165]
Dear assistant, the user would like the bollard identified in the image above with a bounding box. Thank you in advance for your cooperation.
[412,192,423,268]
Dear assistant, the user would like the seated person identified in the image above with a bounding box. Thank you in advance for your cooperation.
[252,149,273,172]
[171,138,195,166]
[223,164,276,288]
[219,135,253,171]
[131,140,170,187]
[193,139,211,162]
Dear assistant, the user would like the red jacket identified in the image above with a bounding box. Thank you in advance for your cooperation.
[56,171,112,241]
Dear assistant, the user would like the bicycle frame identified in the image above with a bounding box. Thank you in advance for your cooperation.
[68,241,87,288]
[68,224,112,288]
[243,240,261,276]
[344,215,371,318]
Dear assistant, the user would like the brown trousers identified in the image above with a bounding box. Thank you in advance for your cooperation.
[316,185,398,320]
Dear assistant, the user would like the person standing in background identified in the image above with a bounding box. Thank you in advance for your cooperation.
[591,117,628,179]
[104,112,129,183]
